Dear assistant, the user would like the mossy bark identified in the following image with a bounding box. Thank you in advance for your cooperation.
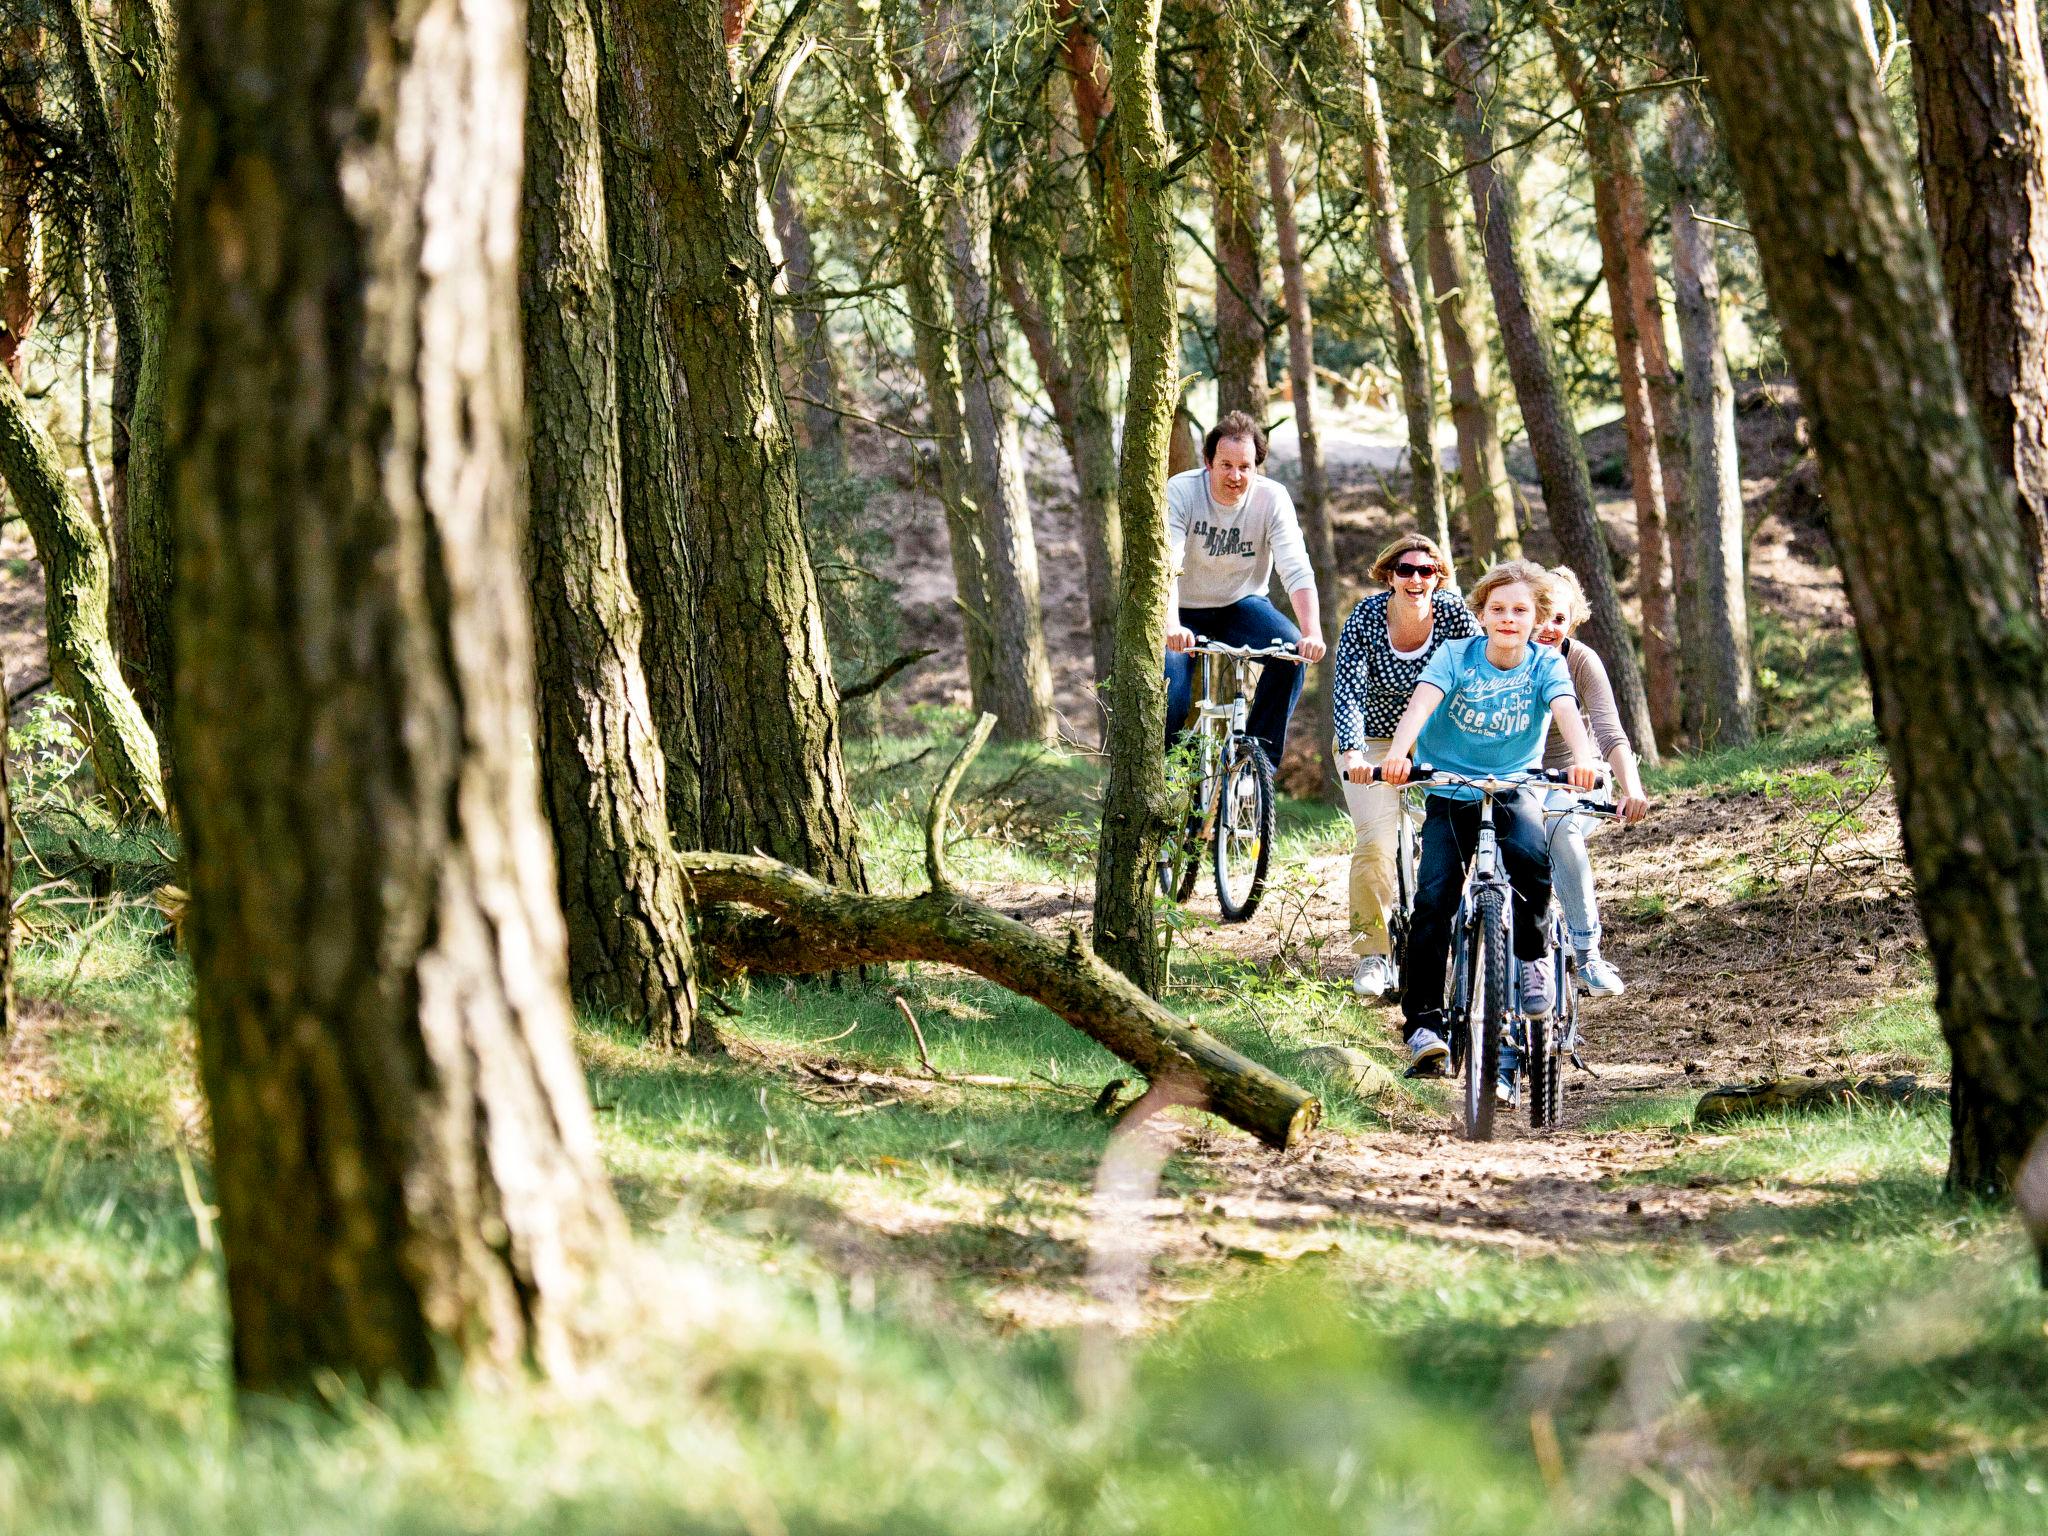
[0,367,163,819]
[523,0,706,1051]
[1092,0,1177,992]
[1687,0,2048,1217]
[168,0,622,1395]
[607,0,864,885]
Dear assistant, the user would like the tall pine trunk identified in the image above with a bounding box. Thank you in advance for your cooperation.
[1435,0,1657,761]
[1426,184,1519,561]
[169,0,623,1395]
[1197,0,1267,421]
[595,0,703,848]
[613,0,865,884]
[1336,0,1447,548]
[1266,126,1337,798]
[1908,0,2048,610]
[1093,0,1177,992]
[524,0,705,1050]
[843,2,997,715]
[0,21,40,383]
[922,0,1057,744]
[0,367,163,818]
[1544,22,1681,742]
[1667,91,1754,746]
[1689,0,2048,1227]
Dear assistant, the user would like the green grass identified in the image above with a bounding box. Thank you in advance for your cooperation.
[6,701,2044,1533]
[1838,987,1944,1073]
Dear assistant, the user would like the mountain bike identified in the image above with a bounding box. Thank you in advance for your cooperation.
[1157,638,1296,923]
[1525,793,1622,1129]
[1360,764,1604,1140]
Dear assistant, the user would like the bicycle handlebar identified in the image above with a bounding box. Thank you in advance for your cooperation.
[1356,764,1602,791]
[1186,635,1302,661]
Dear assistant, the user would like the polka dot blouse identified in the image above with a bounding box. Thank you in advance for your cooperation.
[1332,590,1481,750]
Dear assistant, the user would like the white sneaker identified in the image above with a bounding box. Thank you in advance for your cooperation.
[1352,955,1395,998]
[1521,955,1554,1018]
[1579,952,1626,998]
[1405,1027,1451,1077]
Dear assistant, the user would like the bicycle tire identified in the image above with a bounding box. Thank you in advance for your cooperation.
[1526,1009,1556,1130]
[1213,738,1275,923]
[1157,768,1207,903]
[1465,886,1509,1141]
[1389,811,1418,1000]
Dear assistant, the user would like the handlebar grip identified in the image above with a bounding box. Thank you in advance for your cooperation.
[1361,762,1434,784]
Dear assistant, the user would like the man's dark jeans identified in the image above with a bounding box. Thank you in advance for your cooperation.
[1400,790,1552,1040]
[1163,594,1304,770]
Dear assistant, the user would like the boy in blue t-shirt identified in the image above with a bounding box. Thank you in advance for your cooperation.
[1376,561,1604,1096]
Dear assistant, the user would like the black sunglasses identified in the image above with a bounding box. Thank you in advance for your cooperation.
[1390,561,1439,579]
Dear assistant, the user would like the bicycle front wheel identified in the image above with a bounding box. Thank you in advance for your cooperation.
[1530,947,1573,1129]
[1464,886,1509,1141]
[1213,737,1275,923]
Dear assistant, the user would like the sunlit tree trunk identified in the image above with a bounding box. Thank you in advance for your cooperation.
[768,164,845,472]
[1435,0,1657,760]
[1543,19,1680,741]
[1667,91,1754,746]
[1689,0,2048,1228]
[0,21,41,384]
[1335,0,1447,548]
[1908,0,2048,610]
[1426,183,1519,561]
[0,367,162,818]
[169,0,623,1395]
[922,0,1057,744]
[1093,0,1177,992]
[1267,125,1337,798]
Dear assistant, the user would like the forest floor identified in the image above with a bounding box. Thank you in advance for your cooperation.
[0,395,2042,1532]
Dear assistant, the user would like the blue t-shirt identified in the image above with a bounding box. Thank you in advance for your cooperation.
[1413,636,1576,800]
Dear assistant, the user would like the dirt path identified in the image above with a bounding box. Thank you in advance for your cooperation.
[947,762,1922,1320]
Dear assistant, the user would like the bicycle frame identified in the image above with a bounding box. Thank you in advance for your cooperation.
[1161,638,1297,900]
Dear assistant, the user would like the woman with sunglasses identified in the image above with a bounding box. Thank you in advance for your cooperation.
[1332,534,1477,999]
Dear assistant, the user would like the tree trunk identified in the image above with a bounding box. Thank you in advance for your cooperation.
[689,856,1319,1148]
[1196,0,1267,421]
[922,1,1058,745]
[1093,0,1177,992]
[1425,184,1520,561]
[524,0,707,1051]
[594,0,704,849]
[1667,92,1755,746]
[769,164,846,472]
[1687,0,2048,1225]
[1335,0,1448,549]
[0,22,41,384]
[0,367,163,818]
[842,1,999,716]
[612,0,865,885]
[0,661,12,1038]
[54,0,176,763]
[1435,0,1658,763]
[1543,21,1681,743]
[168,0,623,1395]
[1908,0,2048,610]
[1266,126,1338,799]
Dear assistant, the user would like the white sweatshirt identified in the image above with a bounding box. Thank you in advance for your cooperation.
[1164,468,1316,612]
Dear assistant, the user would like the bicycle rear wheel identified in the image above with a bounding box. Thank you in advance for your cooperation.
[1464,886,1509,1141]
[1213,737,1275,922]
[1389,809,1418,1000]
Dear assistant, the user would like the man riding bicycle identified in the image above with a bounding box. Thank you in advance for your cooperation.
[1163,410,1326,771]
[1376,561,1602,1095]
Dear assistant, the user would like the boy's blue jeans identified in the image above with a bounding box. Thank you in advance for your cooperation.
[1163,595,1304,769]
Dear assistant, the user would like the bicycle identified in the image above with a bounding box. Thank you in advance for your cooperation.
[1359,764,1606,1140]
[1524,794,1623,1129]
[1157,638,1297,923]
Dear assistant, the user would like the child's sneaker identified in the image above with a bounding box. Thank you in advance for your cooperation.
[1404,1027,1451,1077]
[1579,952,1626,998]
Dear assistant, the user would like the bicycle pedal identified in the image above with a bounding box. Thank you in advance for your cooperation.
[1569,1050,1600,1077]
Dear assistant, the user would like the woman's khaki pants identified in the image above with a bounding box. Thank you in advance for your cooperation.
[1340,738,1408,958]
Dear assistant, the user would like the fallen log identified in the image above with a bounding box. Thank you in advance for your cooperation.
[684,716,1321,1149]
[1694,1074,1946,1127]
